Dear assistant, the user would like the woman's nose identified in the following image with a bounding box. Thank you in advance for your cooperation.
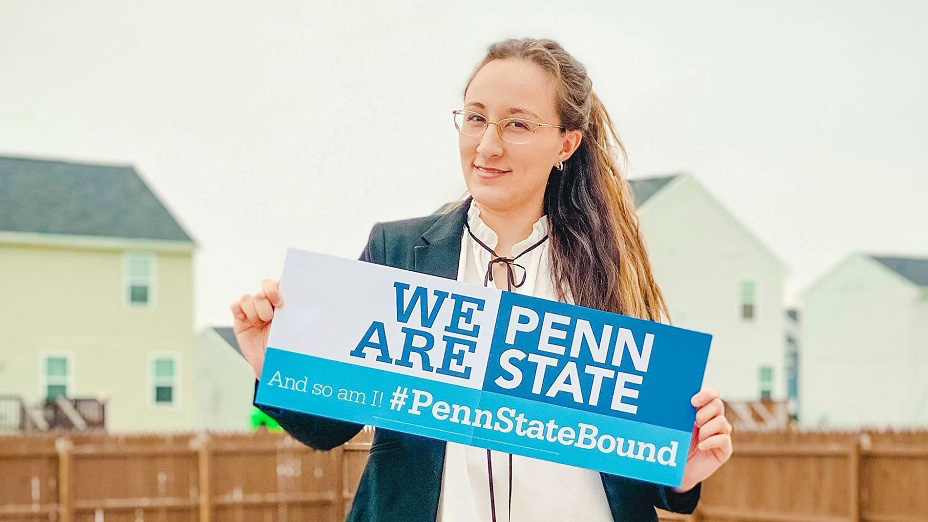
[476,123,505,158]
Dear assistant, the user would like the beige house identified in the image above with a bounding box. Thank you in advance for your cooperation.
[0,155,197,432]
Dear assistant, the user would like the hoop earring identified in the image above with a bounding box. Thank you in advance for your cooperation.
[556,161,564,171]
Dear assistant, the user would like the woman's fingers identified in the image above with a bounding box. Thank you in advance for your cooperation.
[688,387,733,455]
[698,432,734,454]
[691,388,721,409]
[230,282,280,380]
[230,300,246,323]
[239,294,262,325]
[253,291,274,322]
[232,280,280,331]
[695,397,725,427]
[698,415,729,441]
[262,279,283,307]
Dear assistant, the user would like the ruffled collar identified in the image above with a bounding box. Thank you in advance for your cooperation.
[466,200,549,256]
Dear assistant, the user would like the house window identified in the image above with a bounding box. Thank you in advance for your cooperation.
[43,355,71,400]
[740,280,756,320]
[152,357,176,405]
[759,365,773,400]
[125,253,155,306]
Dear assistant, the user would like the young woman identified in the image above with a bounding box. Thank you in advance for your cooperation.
[232,38,733,522]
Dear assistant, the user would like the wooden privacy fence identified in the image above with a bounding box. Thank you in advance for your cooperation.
[695,430,928,522]
[1,429,926,522]
[0,429,374,522]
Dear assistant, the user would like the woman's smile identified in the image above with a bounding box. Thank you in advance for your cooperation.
[474,163,511,179]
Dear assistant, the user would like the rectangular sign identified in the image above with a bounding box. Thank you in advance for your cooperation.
[255,249,712,487]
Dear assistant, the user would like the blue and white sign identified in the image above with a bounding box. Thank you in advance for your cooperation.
[255,249,712,487]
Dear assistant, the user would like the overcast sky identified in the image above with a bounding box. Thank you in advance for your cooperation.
[2,1,926,329]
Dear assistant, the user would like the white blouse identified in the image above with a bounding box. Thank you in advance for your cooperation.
[436,201,613,522]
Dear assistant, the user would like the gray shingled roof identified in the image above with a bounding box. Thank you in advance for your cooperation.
[870,255,928,287]
[627,174,680,207]
[212,327,244,357]
[0,156,193,242]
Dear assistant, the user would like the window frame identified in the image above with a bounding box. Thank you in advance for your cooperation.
[39,352,75,401]
[759,364,774,400]
[148,353,181,409]
[739,279,757,321]
[123,252,157,308]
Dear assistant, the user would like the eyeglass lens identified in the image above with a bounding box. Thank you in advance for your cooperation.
[453,111,536,145]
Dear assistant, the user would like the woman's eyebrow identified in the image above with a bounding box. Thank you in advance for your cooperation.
[463,102,541,120]
[509,107,541,119]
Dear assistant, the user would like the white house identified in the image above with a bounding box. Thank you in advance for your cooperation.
[194,327,258,430]
[800,253,928,427]
[630,174,789,402]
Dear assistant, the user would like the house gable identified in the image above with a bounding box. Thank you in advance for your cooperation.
[634,173,787,274]
[627,174,680,208]
[211,326,245,358]
[803,253,920,300]
[869,255,928,288]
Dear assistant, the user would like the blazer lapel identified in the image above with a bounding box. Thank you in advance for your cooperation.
[413,198,469,280]
[407,199,471,522]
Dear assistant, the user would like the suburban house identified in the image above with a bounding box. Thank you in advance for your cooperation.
[630,174,789,402]
[194,326,258,430]
[800,254,928,427]
[0,155,197,432]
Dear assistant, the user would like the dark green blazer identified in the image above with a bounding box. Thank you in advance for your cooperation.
[258,201,701,521]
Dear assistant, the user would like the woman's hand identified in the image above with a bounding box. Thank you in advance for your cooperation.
[676,388,734,493]
[230,279,284,379]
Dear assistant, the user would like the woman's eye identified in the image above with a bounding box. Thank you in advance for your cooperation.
[466,114,487,123]
[506,120,532,132]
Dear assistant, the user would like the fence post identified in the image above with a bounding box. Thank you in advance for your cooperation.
[335,446,345,521]
[848,435,860,522]
[56,437,73,522]
[197,432,212,522]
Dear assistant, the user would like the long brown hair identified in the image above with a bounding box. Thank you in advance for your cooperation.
[465,38,670,322]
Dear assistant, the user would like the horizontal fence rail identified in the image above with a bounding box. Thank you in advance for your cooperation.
[1,428,926,521]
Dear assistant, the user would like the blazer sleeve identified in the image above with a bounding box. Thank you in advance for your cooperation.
[651,483,701,514]
[252,223,387,450]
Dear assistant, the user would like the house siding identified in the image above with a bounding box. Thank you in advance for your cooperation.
[0,241,196,431]
[193,328,255,431]
[801,254,924,427]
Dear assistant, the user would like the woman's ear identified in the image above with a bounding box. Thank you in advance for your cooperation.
[559,129,583,162]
